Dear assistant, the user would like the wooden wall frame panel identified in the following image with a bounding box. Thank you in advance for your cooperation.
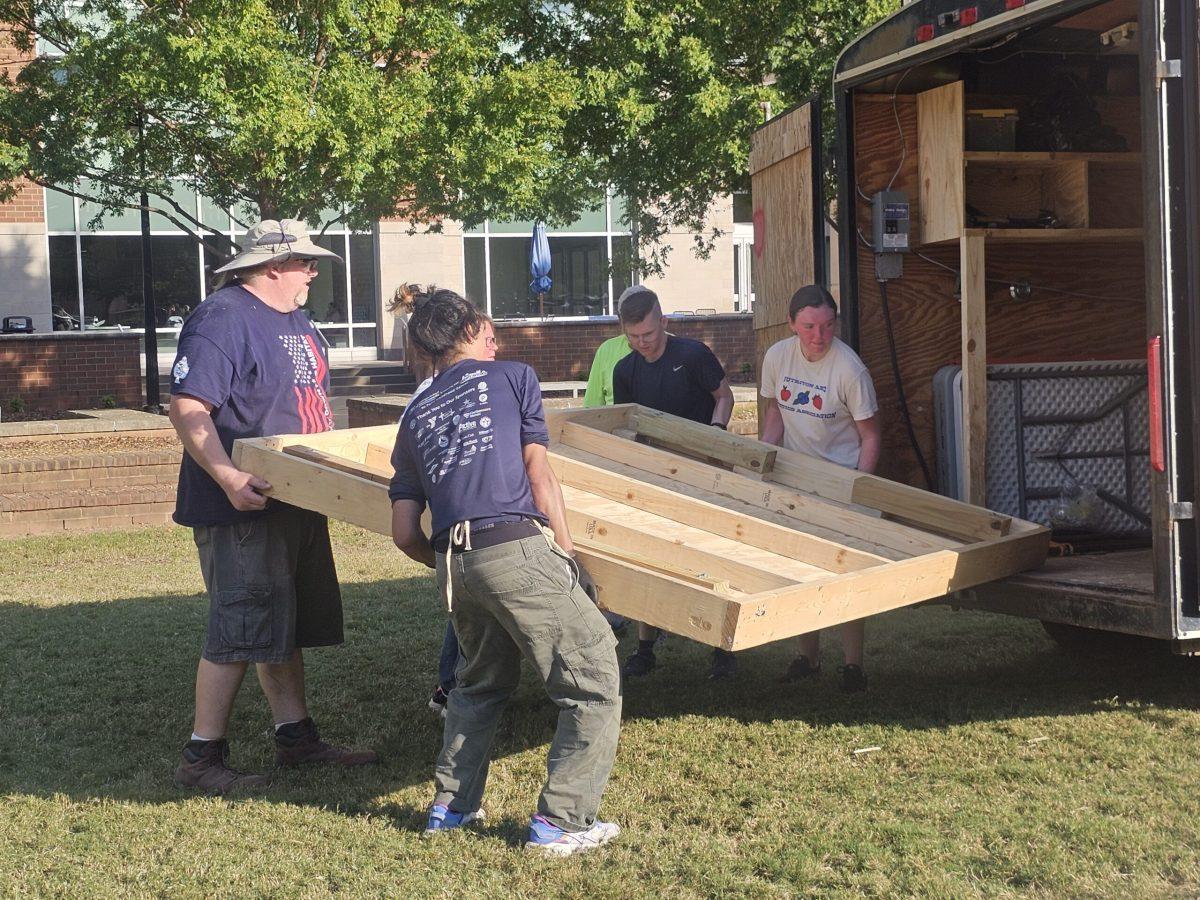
[233,407,1048,652]
[558,420,955,556]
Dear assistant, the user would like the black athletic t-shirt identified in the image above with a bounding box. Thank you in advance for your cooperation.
[612,335,725,424]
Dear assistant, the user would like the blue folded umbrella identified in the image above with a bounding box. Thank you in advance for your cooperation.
[530,222,552,296]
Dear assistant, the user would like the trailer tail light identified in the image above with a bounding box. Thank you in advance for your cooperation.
[1148,336,1166,473]
[1004,0,1025,8]
[916,24,935,42]
[960,6,979,25]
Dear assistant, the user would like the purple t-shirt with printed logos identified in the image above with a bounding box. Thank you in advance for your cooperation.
[388,359,549,548]
[169,285,334,527]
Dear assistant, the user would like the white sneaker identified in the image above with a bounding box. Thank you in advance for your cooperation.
[524,815,620,856]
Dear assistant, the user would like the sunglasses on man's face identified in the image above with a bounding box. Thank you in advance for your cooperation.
[292,258,319,273]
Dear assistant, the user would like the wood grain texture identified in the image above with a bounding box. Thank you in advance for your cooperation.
[749,107,812,176]
[918,82,965,244]
[852,94,1147,489]
[750,102,816,338]
[960,234,988,505]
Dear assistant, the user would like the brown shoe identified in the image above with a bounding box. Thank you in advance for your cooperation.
[274,717,379,768]
[174,739,271,794]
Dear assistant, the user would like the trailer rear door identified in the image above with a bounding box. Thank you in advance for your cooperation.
[748,98,824,426]
[1147,0,1200,640]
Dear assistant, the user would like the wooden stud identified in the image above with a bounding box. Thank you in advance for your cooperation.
[960,232,988,507]
[631,407,777,473]
[560,419,964,554]
[550,443,890,572]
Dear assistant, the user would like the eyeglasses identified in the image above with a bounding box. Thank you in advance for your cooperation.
[288,257,319,273]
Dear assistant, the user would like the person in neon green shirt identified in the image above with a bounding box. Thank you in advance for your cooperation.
[583,333,632,407]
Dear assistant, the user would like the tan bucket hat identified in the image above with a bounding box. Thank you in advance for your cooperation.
[213,218,344,274]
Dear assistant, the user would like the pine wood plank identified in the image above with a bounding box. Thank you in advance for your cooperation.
[960,232,988,507]
[558,420,957,555]
[232,438,393,535]
[730,529,1050,650]
[550,443,891,572]
[562,485,819,591]
[631,407,777,474]
[918,81,965,244]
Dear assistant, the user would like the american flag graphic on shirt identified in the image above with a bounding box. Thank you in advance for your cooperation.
[280,332,334,433]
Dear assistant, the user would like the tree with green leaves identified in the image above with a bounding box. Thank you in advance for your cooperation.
[498,0,898,262]
[0,0,599,258]
[0,0,895,266]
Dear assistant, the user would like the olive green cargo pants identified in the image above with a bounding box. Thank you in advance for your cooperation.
[433,534,622,832]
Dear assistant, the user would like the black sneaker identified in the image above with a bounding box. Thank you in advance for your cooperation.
[708,648,737,679]
[838,664,868,693]
[780,655,821,683]
[622,649,657,678]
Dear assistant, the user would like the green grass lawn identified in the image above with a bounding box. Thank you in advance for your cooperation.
[3,523,1200,897]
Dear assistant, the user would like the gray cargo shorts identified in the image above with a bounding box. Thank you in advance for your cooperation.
[193,504,343,664]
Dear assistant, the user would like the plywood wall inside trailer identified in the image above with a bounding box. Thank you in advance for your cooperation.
[851,93,1146,489]
[749,103,817,429]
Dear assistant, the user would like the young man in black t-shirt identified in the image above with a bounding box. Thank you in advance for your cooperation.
[611,287,737,679]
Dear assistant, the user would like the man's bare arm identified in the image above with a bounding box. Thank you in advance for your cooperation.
[761,399,785,446]
[168,394,270,511]
[391,499,435,567]
[524,442,574,554]
[710,378,735,426]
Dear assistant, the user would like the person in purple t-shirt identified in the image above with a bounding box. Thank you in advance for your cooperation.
[168,219,377,795]
[390,285,622,856]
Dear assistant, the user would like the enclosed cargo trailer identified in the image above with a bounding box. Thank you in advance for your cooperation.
[751,0,1198,647]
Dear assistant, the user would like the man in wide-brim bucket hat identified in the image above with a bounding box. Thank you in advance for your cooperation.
[213,218,343,274]
[167,215,376,795]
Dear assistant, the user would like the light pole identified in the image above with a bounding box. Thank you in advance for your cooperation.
[137,109,160,410]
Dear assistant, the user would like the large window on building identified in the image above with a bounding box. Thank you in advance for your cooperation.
[462,194,634,319]
[45,186,379,352]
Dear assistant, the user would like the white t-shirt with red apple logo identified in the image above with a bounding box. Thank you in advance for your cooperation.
[759,336,878,469]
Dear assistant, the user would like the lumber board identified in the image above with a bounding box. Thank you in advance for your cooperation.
[286,446,391,485]
[559,420,956,555]
[576,538,736,595]
[364,442,393,473]
[917,81,964,244]
[960,233,988,506]
[730,528,1050,650]
[562,485,819,591]
[550,443,891,572]
[233,438,392,535]
[571,548,740,649]
[545,404,634,441]
[631,408,777,474]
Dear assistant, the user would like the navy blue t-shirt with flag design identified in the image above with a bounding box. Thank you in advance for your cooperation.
[388,359,549,550]
[613,335,726,424]
[170,285,334,527]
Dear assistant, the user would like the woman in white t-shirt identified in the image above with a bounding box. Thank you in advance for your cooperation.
[760,285,881,693]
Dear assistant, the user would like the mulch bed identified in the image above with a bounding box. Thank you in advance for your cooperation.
[0,433,181,461]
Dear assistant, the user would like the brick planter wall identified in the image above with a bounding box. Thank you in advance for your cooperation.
[491,314,755,383]
[0,332,144,411]
[0,446,180,537]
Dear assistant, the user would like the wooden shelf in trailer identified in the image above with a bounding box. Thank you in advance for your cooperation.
[231,405,1049,652]
[963,152,1142,166]
[961,227,1144,243]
